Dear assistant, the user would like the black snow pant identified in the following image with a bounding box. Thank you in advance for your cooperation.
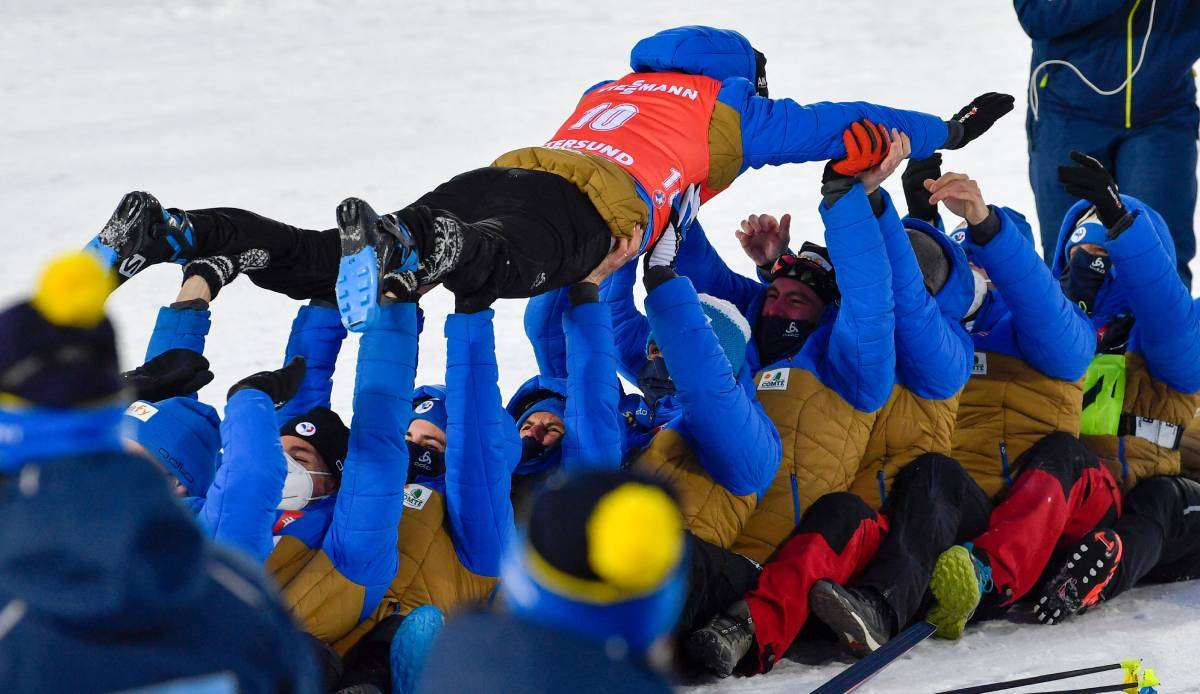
[676,532,763,634]
[184,167,612,308]
[854,453,992,628]
[1108,475,1200,596]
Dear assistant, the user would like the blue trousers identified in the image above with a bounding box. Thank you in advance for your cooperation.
[1028,105,1199,288]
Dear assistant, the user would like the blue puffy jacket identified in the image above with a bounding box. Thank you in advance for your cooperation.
[1016,0,1200,127]
[962,206,1095,380]
[443,310,521,576]
[1051,196,1200,393]
[0,450,317,692]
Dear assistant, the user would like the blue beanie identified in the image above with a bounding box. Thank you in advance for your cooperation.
[123,397,221,497]
[411,385,448,433]
[517,396,566,429]
[697,293,751,374]
[1064,208,1107,257]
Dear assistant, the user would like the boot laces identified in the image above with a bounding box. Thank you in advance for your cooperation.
[962,543,994,595]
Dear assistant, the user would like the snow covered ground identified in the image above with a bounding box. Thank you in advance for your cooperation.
[1,0,1197,691]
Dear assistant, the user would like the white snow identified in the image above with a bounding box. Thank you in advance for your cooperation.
[1,1,1197,691]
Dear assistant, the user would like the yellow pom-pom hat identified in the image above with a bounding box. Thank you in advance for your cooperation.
[501,470,687,654]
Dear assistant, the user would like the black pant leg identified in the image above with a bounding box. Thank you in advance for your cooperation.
[854,454,992,626]
[337,613,407,691]
[186,208,341,302]
[398,167,612,309]
[1112,476,1200,595]
[676,531,762,634]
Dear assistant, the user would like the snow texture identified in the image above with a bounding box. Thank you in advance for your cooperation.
[1,1,1197,691]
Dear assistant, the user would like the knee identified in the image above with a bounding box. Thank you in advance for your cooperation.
[796,492,879,553]
[894,453,967,488]
[1124,475,1183,516]
[1020,432,1092,475]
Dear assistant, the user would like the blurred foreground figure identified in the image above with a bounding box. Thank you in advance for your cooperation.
[0,253,317,693]
[418,470,686,694]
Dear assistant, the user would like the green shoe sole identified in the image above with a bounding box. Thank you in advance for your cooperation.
[928,546,982,640]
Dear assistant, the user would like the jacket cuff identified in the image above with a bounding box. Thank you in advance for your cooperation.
[568,282,600,306]
[967,207,1002,246]
[644,265,677,292]
[942,120,965,150]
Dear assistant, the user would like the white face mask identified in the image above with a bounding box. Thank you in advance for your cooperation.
[966,267,990,322]
[278,453,332,511]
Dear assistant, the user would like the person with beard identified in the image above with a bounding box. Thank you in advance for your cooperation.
[989,154,1200,629]
[0,253,317,692]
[683,131,980,676]
[919,155,1199,642]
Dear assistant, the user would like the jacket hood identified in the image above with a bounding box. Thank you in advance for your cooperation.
[0,451,208,629]
[1051,195,1172,321]
[630,26,757,84]
[506,376,568,476]
[904,217,974,321]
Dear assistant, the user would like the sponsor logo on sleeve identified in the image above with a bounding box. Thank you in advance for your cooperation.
[972,351,988,376]
[758,368,791,392]
[403,484,433,511]
[126,401,159,422]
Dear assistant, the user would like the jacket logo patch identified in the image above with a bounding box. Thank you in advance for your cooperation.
[758,368,791,391]
[972,352,988,376]
[125,401,159,422]
[274,510,305,534]
[403,484,432,511]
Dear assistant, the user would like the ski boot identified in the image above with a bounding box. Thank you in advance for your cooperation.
[1034,529,1123,625]
[685,600,755,678]
[808,579,896,657]
[84,191,197,286]
[335,198,418,332]
[928,543,993,640]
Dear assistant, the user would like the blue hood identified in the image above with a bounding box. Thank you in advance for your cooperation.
[506,375,568,476]
[1051,196,1174,323]
[629,26,757,83]
[904,217,975,321]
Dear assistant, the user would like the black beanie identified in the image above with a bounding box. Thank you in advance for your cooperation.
[906,229,951,295]
[768,242,839,305]
[0,254,122,408]
[280,406,349,480]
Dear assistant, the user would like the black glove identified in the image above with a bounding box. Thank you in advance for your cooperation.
[943,93,1014,150]
[122,348,214,402]
[182,249,268,299]
[1057,151,1131,233]
[228,356,307,407]
[901,153,942,221]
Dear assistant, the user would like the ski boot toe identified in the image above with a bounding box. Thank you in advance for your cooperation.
[335,198,417,332]
[84,191,194,286]
[808,579,893,658]
[1034,530,1122,625]
[684,601,755,678]
[928,545,989,640]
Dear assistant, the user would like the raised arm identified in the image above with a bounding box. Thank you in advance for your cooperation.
[644,269,781,495]
[523,289,570,379]
[1107,203,1200,393]
[562,288,624,472]
[599,260,651,382]
[673,220,764,317]
[1013,0,1125,40]
[144,301,212,362]
[444,309,521,577]
[276,302,348,422]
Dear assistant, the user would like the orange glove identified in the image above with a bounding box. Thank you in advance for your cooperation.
[831,119,890,176]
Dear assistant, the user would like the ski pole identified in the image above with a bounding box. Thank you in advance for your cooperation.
[936,659,1158,694]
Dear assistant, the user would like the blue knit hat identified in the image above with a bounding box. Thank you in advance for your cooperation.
[1064,208,1107,257]
[517,396,567,429]
[697,293,751,373]
[411,384,448,433]
[123,397,221,497]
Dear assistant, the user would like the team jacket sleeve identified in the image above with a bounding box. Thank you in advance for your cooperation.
[877,192,972,398]
[965,206,1094,380]
[720,79,949,173]
[276,303,348,423]
[562,296,624,472]
[672,220,765,317]
[444,309,520,577]
[325,302,417,621]
[1013,0,1126,40]
[818,184,897,412]
[199,389,288,563]
[645,275,782,496]
[600,260,653,382]
[144,304,211,362]
[523,289,571,379]
[1107,213,1200,393]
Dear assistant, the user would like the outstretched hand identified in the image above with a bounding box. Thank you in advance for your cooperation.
[122,348,214,402]
[859,129,911,194]
[737,213,791,268]
[831,119,890,177]
[584,224,644,285]
[1057,151,1126,229]
[227,355,307,408]
[944,92,1014,150]
[926,172,990,226]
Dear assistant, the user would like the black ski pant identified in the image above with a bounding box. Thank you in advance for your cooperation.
[184,167,612,308]
[854,453,992,628]
[1108,475,1200,596]
[676,531,762,634]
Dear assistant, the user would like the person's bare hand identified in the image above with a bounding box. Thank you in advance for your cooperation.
[859,129,910,194]
[737,213,792,268]
[584,224,644,285]
[926,172,990,226]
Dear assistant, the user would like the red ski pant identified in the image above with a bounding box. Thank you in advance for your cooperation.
[972,432,1122,605]
[743,492,888,673]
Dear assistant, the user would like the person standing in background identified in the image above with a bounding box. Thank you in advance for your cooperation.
[1017,0,1200,286]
